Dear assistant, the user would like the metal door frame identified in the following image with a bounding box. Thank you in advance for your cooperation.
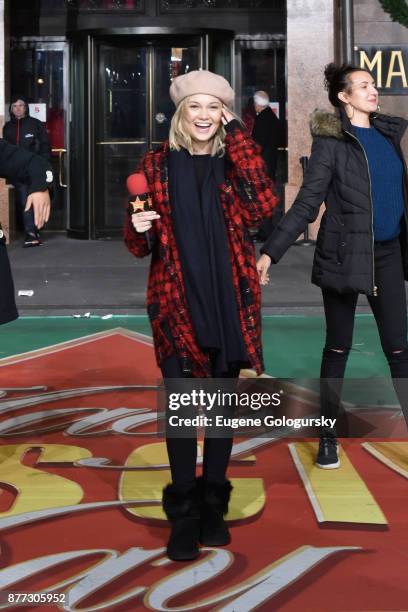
[69,28,233,238]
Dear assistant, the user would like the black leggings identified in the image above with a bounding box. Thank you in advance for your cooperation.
[161,353,240,487]
[320,238,408,427]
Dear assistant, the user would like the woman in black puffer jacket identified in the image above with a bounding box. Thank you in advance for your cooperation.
[0,138,52,324]
[257,63,408,468]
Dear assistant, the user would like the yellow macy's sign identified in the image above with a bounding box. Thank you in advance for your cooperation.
[0,441,406,525]
[0,441,406,610]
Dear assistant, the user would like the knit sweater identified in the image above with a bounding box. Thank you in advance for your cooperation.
[354,126,404,241]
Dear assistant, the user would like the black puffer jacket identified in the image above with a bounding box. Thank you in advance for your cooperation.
[3,96,51,161]
[0,139,53,325]
[261,108,408,295]
[0,138,52,195]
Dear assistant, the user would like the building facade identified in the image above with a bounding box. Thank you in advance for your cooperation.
[1,0,407,240]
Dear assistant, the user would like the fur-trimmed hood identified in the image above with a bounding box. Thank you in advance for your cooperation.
[310,109,344,139]
[310,108,408,143]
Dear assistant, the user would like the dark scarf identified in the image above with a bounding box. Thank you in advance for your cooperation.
[168,147,248,375]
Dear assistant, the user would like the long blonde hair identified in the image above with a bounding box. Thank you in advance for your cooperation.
[169,96,242,157]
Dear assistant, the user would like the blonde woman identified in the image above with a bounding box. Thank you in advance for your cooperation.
[124,70,278,560]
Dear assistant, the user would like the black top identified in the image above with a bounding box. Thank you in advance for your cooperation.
[168,148,248,375]
[192,153,211,192]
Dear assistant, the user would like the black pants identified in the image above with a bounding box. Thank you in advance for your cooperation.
[320,238,408,428]
[0,242,18,325]
[161,353,240,487]
[14,183,37,235]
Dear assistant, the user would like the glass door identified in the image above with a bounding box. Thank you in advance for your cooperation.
[68,30,233,239]
[151,44,203,146]
[95,43,148,234]
[9,41,69,231]
[235,38,287,182]
[94,38,201,237]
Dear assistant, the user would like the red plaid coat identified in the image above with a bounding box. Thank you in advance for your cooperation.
[124,123,279,376]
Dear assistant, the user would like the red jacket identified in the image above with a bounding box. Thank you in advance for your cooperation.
[124,123,278,376]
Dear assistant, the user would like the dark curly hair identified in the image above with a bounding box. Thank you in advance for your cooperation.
[324,62,373,108]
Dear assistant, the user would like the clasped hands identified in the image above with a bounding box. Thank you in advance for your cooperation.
[256,253,271,286]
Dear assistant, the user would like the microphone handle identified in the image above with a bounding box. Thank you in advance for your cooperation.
[145,230,151,251]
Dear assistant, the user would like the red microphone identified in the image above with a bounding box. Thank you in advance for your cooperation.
[126,173,153,215]
[126,172,155,249]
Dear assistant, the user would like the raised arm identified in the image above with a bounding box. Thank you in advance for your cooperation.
[223,115,279,228]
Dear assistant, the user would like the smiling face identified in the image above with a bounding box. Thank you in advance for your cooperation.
[11,100,27,119]
[338,71,378,113]
[182,94,223,150]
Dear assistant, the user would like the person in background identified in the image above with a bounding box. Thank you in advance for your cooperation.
[257,62,408,469]
[3,95,51,247]
[125,70,278,562]
[252,90,281,182]
[243,91,283,241]
[0,138,52,325]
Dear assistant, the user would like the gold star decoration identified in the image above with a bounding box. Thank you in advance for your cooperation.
[129,195,153,213]
[129,197,146,214]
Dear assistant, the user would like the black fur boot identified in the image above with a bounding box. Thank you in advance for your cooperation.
[198,478,233,546]
[162,482,200,561]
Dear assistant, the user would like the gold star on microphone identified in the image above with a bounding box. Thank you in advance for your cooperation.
[129,196,146,214]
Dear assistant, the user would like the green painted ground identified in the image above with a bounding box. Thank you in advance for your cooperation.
[0,315,397,404]
[262,315,389,378]
[0,314,388,378]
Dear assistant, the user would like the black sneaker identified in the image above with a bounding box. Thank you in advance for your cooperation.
[316,436,340,469]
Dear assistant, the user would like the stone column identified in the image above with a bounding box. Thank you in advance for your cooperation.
[0,0,11,242]
[286,0,336,238]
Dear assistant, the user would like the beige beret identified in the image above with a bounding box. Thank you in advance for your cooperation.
[169,70,234,108]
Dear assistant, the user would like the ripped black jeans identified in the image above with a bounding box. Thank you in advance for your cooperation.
[320,238,408,434]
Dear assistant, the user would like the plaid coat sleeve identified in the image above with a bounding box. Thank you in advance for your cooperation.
[225,121,279,227]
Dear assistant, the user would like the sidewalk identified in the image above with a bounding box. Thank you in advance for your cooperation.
[8,232,376,316]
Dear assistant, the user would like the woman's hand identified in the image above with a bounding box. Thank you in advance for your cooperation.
[221,105,235,126]
[25,191,51,229]
[131,210,160,233]
[256,253,271,285]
